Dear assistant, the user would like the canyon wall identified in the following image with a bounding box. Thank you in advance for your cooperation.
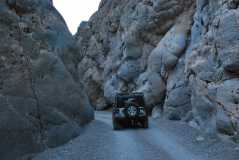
[0,0,94,159]
[76,0,239,139]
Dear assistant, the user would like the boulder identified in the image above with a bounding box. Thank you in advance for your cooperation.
[213,10,239,75]
[164,59,191,120]
[104,75,125,104]
[190,77,217,135]
[137,71,166,108]
[216,79,239,135]
[117,60,141,82]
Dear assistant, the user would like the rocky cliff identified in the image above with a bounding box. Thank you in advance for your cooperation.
[0,0,94,159]
[76,0,239,140]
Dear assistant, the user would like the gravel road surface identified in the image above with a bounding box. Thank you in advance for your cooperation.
[33,111,239,160]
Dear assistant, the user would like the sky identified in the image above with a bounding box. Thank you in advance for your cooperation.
[53,0,101,34]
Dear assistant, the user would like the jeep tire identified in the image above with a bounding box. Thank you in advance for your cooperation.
[113,119,122,130]
[142,118,148,128]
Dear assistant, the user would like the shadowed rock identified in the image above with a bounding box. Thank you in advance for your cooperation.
[0,0,94,159]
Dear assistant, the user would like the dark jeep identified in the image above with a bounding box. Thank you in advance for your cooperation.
[112,92,148,130]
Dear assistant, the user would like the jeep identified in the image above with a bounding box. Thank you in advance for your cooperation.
[112,92,148,130]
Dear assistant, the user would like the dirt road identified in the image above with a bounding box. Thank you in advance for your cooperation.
[33,111,239,160]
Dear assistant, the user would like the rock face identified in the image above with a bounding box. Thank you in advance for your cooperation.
[76,0,194,110]
[76,0,239,138]
[0,0,94,159]
[186,0,239,136]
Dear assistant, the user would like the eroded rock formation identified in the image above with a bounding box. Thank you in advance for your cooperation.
[76,0,194,110]
[0,0,94,159]
[76,0,239,139]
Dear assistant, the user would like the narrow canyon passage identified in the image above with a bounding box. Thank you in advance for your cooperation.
[1,1,239,159]
[33,112,239,160]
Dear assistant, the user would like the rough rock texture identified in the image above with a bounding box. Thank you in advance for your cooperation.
[76,0,194,110]
[77,0,239,139]
[185,0,239,136]
[0,0,94,159]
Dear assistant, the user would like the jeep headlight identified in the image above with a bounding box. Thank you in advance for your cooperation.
[114,108,125,117]
[113,108,120,114]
